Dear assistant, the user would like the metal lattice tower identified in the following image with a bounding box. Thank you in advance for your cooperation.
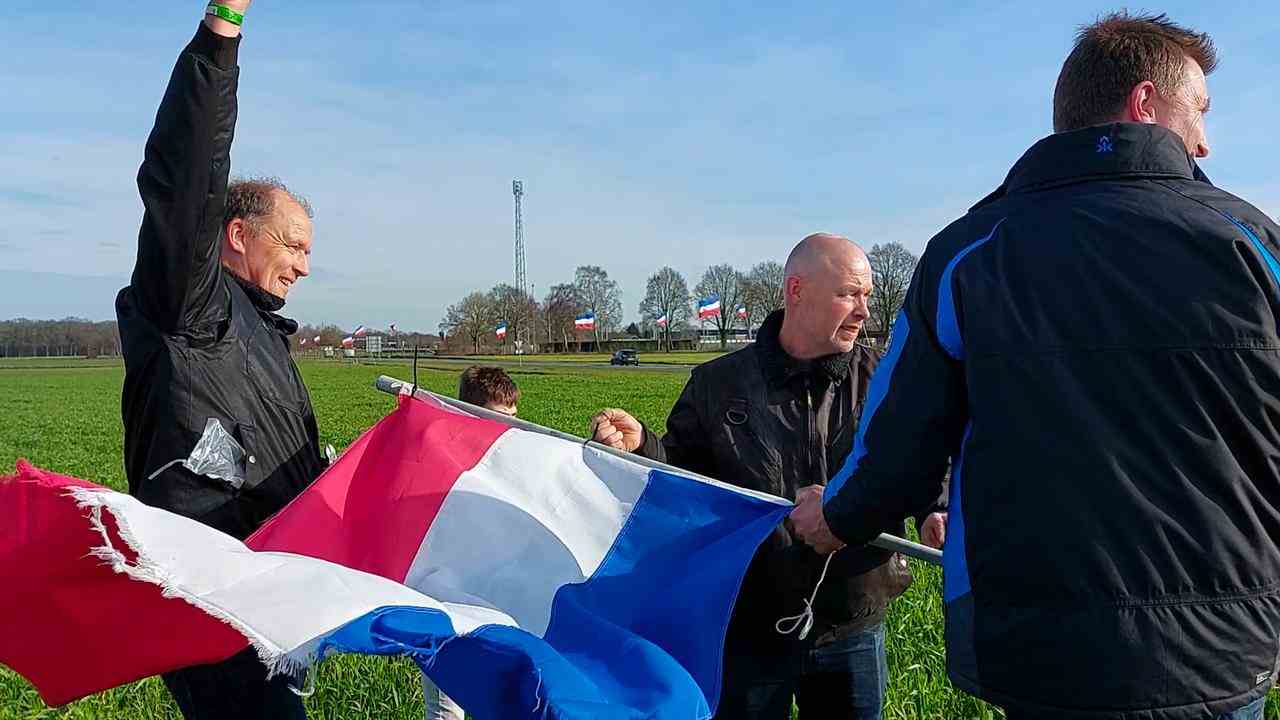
[513,180,526,298]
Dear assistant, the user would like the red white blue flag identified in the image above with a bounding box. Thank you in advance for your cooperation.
[0,394,788,717]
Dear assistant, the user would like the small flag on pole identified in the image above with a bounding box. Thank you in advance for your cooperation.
[300,338,307,346]
[495,323,508,340]
[697,296,721,319]
[314,335,321,343]
[389,323,397,336]
[353,325,368,338]
[575,312,596,330]
[735,306,748,320]
[655,314,668,328]
[341,336,354,348]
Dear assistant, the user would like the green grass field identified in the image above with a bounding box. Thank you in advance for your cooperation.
[1,360,1276,719]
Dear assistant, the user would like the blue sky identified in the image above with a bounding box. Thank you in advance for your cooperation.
[2,2,1277,331]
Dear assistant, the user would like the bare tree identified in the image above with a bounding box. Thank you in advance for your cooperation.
[638,266,691,353]
[489,283,538,353]
[867,242,919,340]
[741,260,785,337]
[573,265,623,347]
[443,291,496,354]
[541,283,582,351]
[695,264,746,350]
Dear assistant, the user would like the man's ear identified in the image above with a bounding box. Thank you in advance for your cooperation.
[1124,80,1160,124]
[785,275,803,305]
[224,218,248,255]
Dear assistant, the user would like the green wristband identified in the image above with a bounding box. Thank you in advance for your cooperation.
[205,3,244,26]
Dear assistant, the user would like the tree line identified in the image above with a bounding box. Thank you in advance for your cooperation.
[0,319,123,358]
[439,241,919,353]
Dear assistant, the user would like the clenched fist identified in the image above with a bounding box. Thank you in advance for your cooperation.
[589,408,644,452]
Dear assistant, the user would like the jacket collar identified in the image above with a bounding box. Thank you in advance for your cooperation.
[755,309,854,386]
[226,268,298,335]
[973,123,1208,211]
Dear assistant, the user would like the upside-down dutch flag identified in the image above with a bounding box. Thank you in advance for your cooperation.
[574,312,595,330]
[735,306,748,320]
[0,392,789,718]
[495,322,508,340]
[341,335,355,348]
[697,296,721,320]
[656,314,668,328]
[353,325,368,338]
[313,335,321,343]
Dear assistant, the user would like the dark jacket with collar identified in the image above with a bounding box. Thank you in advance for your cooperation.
[116,25,325,540]
[638,310,919,654]
[822,122,1280,719]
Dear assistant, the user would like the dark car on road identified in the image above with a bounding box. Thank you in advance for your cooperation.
[610,349,639,366]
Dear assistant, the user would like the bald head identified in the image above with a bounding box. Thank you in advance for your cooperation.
[784,233,868,280]
[778,232,873,359]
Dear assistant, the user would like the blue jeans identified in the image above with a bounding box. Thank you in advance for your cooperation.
[1219,696,1267,720]
[714,622,887,720]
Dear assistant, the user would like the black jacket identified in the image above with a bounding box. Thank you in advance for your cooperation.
[116,25,325,540]
[638,311,917,653]
[824,123,1280,719]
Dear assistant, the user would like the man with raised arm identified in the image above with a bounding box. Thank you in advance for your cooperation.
[116,3,323,717]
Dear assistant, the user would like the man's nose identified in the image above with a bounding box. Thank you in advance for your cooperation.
[852,295,870,320]
[1195,140,1210,159]
[295,253,310,278]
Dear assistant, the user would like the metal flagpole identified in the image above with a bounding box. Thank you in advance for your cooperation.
[374,375,942,565]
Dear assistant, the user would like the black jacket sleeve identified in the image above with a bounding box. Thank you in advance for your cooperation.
[130,23,241,334]
[823,234,970,547]
[635,368,718,478]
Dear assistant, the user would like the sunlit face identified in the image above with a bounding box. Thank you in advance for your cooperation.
[790,250,873,356]
[1155,57,1211,159]
[484,402,517,417]
[235,192,313,299]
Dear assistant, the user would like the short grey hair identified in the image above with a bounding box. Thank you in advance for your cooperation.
[223,176,314,235]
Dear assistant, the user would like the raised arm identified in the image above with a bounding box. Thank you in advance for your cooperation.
[130,2,250,333]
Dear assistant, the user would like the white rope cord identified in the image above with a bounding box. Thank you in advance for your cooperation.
[775,550,838,640]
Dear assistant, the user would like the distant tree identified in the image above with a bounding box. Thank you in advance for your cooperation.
[540,283,582,351]
[740,260,784,338]
[695,264,746,350]
[488,283,538,352]
[443,292,496,354]
[638,266,691,353]
[573,265,623,347]
[867,242,919,340]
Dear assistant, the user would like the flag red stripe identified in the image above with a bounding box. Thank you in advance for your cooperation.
[0,463,247,706]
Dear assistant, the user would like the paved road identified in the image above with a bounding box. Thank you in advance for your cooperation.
[358,356,697,374]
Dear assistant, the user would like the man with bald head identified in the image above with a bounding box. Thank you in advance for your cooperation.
[590,234,942,719]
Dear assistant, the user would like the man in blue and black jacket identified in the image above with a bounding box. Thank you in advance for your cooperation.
[793,12,1280,720]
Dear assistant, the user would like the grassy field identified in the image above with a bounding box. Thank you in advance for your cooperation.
[1,360,1275,719]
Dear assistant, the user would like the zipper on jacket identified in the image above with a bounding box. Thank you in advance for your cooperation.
[806,378,819,487]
